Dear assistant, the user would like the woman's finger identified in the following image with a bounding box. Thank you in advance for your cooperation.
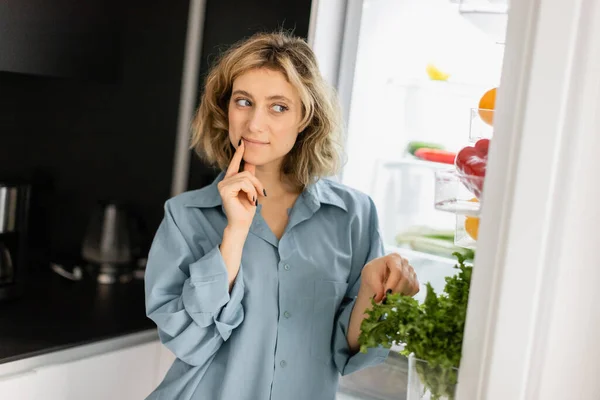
[230,174,262,204]
[411,281,420,296]
[225,140,244,177]
[362,267,385,303]
[384,265,401,294]
[410,268,420,295]
[403,264,419,296]
[383,254,404,293]
[237,171,266,198]
[221,177,258,206]
[390,258,417,296]
[236,179,258,206]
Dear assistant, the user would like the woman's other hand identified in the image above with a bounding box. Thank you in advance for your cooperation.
[360,253,420,302]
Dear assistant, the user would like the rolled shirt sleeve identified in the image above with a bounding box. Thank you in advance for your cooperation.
[145,201,244,367]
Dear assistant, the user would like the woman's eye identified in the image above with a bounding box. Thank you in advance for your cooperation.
[272,104,288,113]
[235,99,251,107]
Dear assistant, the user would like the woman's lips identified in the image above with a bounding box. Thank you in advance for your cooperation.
[243,137,269,145]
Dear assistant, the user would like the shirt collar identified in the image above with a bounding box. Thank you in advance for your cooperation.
[183,171,348,212]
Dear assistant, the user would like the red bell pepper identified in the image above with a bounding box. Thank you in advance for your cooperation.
[455,139,490,198]
[414,148,457,165]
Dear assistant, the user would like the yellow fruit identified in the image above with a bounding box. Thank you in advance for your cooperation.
[478,88,497,126]
[464,198,480,240]
[465,216,480,240]
[425,64,450,81]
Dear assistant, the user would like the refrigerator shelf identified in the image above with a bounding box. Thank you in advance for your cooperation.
[382,157,453,171]
[457,0,508,14]
[455,214,478,249]
[387,78,493,97]
[469,107,495,142]
[385,244,458,268]
[454,0,509,44]
[434,169,484,216]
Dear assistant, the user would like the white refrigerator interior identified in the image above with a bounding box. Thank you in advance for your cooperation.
[340,0,504,249]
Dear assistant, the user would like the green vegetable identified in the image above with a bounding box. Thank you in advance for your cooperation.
[406,141,445,155]
[358,252,473,400]
[395,226,455,242]
[410,237,474,260]
[395,227,475,260]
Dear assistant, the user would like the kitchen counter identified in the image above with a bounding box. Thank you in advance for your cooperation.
[0,272,155,366]
[0,270,411,399]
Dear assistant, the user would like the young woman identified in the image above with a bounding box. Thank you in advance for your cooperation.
[144,32,419,400]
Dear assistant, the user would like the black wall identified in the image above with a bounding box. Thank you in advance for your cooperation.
[0,0,312,269]
[187,0,313,190]
[0,0,122,81]
[0,1,190,265]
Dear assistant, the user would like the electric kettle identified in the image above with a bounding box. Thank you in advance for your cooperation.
[82,202,140,284]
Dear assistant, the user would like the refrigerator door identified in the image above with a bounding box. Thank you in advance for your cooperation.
[457,0,600,398]
[308,0,366,165]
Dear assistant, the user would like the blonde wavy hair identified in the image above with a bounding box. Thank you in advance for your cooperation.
[190,32,343,188]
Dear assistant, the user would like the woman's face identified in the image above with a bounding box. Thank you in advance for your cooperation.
[228,68,303,169]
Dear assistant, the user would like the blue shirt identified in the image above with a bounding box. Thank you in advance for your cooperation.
[144,172,389,400]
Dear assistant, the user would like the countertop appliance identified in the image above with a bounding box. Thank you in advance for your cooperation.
[0,182,31,301]
[81,202,141,284]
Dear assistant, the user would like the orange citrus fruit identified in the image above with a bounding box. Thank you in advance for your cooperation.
[478,88,497,126]
[465,216,480,240]
[464,198,480,240]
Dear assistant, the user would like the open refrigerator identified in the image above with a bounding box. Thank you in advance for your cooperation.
[310,0,600,398]
[338,0,503,263]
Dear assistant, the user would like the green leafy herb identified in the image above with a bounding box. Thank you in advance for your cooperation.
[358,252,473,400]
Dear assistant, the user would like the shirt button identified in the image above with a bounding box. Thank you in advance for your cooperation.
[280,360,287,368]
[283,264,290,270]
[283,311,291,319]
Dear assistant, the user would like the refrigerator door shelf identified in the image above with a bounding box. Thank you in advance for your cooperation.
[434,170,484,215]
[469,108,495,142]
[455,214,478,249]
[456,0,509,44]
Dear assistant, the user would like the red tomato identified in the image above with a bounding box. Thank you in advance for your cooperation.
[455,140,490,198]
[455,147,486,177]
[474,138,490,156]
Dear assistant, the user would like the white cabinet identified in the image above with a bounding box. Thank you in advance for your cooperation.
[37,342,159,400]
[0,337,172,400]
[71,341,157,399]
[0,370,40,400]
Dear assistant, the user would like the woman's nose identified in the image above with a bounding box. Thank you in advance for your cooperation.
[248,108,267,133]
